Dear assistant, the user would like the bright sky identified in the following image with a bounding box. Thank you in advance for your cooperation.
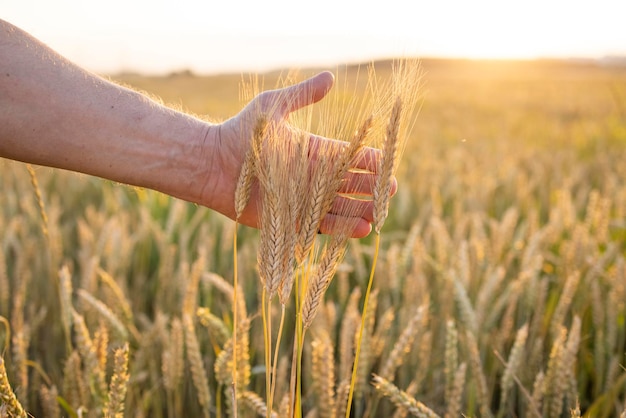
[4,0,626,74]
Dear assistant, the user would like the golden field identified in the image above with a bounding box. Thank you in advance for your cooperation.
[1,58,625,417]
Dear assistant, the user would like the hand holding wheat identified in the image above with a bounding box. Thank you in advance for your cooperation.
[206,71,395,238]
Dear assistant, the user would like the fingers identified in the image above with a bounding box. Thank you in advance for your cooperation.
[319,214,372,239]
[270,71,335,116]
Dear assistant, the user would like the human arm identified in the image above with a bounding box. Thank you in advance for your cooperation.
[0,19,390,238]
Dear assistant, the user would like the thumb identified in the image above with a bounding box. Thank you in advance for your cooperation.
[275,71,335,116]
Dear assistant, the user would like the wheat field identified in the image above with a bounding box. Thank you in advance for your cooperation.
[1,58,625,417]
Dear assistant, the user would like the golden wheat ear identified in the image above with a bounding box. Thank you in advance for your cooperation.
[235,115,267,220]
[0,356,28,418]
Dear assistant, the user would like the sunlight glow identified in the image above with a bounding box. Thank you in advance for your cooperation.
[4,0,626,74]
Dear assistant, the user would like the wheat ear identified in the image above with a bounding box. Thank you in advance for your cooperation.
[26,163,49,240]
[103,343,130,418]
[183,314,212,418]
[465,330,490,417]
[346,97,403,418]
[242,391,279,418]
[311,333,337,418]
[444,320,459,406]
[62,350,87,411]
[77,289,128,340]
[445,362,466,418]
[0,357,27,418]
[302,235,348,329]
[72,310,107,401]
[543,326,568,418]
[0,246,9,319]
[373,96,403,234]
[162,317,184,393]
[498,323,529,415]
[40,384,60,418]
[380,306,425,381]
[372,374,440,418]
[235,115,267,219]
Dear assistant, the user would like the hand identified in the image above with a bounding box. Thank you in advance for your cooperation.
[201,72,396,239]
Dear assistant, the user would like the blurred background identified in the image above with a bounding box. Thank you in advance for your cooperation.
[4,0,626,75]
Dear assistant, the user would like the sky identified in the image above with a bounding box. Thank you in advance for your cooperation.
[3,0,626,75]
